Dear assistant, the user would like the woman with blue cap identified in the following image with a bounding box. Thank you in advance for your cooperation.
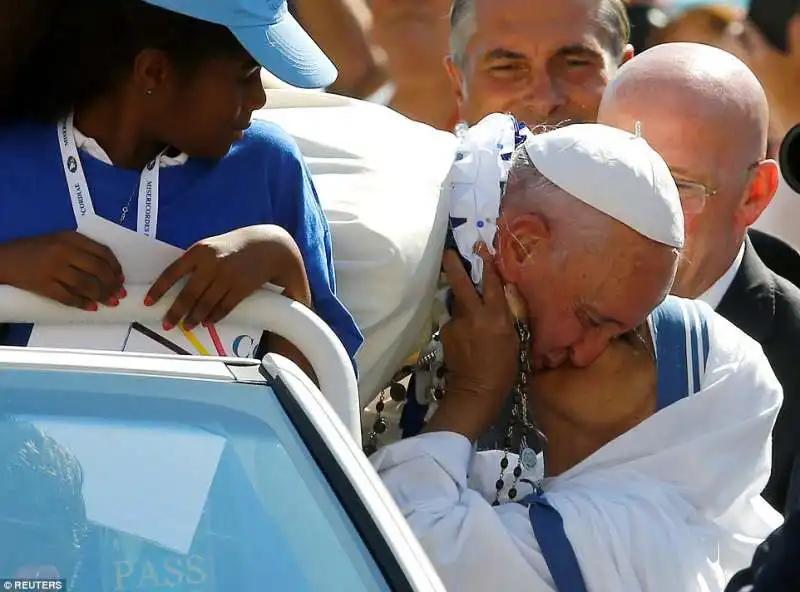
[0,0,362,368]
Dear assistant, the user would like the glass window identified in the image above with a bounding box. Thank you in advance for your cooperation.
[0,369,392,592]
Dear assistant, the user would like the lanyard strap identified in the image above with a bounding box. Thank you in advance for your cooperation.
[57,113,162,238]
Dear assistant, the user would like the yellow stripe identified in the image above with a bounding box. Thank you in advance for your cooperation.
[179,322,210,356]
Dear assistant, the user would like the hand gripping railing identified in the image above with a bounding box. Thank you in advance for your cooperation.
[0,285,361,441]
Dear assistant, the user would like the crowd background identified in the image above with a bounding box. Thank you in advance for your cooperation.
[277,3,800,586]
[279,0,800,251]
[288,0,748,126]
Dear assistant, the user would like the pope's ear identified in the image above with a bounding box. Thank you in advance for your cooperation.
[495,215,548,282]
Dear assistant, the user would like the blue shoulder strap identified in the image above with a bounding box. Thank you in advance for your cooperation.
[521,491,588,592]
[650,296,711,410]
[520,297,713,591]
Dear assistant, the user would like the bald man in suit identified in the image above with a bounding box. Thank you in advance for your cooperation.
[599,42,800,515]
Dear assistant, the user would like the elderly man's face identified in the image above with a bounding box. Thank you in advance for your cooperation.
[522,245,672,370]
[447,0,631,127]
[496,187,677,370]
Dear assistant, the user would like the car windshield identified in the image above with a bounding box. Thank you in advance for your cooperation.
[0,368,391,592]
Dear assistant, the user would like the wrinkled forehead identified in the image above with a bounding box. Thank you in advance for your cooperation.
[471,0,610,59]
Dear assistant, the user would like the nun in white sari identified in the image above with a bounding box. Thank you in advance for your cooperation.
[371,118,783,591]
[373,293,782,591]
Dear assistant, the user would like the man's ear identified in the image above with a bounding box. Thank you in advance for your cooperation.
[495,214,549,282]
[737,159,779,227]
[445,55,468,109]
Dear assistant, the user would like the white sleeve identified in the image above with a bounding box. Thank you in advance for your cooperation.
[371,432,555,591]
[253,94,457,406]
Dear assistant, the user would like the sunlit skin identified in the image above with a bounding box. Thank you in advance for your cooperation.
[652,5,743,50]
[530,329,656,475]
[598,43,778,298]
[446,0,633,126]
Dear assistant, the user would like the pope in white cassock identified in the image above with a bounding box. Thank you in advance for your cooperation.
[371,121,783,591]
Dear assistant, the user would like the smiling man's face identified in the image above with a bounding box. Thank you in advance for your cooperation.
[447,0,632,127]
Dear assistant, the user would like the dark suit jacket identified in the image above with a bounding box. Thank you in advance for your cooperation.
[717,238,800,515]
[749,228,800,289]
[725,510,800,591]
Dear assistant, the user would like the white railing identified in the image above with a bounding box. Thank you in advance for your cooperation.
[0,285,361,441]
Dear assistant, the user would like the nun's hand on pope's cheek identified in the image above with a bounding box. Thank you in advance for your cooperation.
[425,245,521,441]
[0,230,125,310]
[145,225,312,331]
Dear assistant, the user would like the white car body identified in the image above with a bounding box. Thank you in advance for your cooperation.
[0,287,445,591]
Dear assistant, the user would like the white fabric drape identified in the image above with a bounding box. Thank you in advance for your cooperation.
[372,311,783,591]
[254,91,457,405]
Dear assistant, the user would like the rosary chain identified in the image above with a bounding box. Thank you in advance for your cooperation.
[493,320,533,506]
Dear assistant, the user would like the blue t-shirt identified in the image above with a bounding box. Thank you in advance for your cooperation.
[0,120,363,369]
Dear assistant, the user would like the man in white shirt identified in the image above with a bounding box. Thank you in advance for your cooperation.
[597,42,800,515]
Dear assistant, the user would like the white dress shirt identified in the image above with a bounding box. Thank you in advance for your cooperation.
[372,305,782,591]
[698,242,746,309]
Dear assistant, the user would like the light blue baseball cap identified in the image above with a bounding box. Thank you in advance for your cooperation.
[141,0,337,89]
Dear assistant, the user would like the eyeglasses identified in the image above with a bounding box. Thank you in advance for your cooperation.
[673,162,760,215]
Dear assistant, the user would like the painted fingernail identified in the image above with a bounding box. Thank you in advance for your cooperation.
[144,296,154,307]
[162,321,173,331]
[86,303,98,312]
[108,297,119,307]
[118,288,127,299]
[119,274,125,283]
[183,323,195,331]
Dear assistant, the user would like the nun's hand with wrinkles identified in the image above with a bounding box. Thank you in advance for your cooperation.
[425,243,522,442]
[145,225,311,331]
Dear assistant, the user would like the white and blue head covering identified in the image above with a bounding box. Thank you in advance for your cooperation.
[446,115,684,288]
[650,296,712,410]
[447,114,532,284]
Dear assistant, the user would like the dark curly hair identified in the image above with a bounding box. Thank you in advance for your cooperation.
[0,0,247,124]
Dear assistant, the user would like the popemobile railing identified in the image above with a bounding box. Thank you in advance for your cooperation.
[0,284,361,443]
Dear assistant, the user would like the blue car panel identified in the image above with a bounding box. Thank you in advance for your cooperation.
[0,369,392,591]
